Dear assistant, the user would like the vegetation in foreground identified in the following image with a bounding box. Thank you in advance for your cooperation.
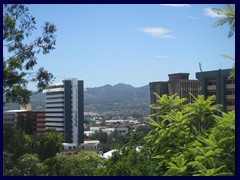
[3,94,235,176]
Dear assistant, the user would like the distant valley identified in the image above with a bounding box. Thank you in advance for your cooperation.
[4,83,150,116]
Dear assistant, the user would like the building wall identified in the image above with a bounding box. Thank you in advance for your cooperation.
[196,69,235,112]
[78,80,84,144]
[3,112,17,127]
[44,83,65,132]
[43,79,84,144]
[64,80,73,143]
[36,112,46,136]
[149,73,202,115]
[149,81,168,114]
[4,110,46,135]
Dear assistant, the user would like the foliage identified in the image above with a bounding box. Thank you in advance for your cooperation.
[11,154,47,176]
[95,145,158,176]
[149,93,186,121]
[212,4,235,38]
[35,130,63,161]
[3,127,63,175]
[44,151,104,176]
[3,152,15,176]
[211,4,235,79]
[3,126,33,162]
[188,94,222,131]
[221,54,235,79]
[3,4,56,105]
[89,130,131,153]
[3,93,235,176]
[98,94,235,176]
[146,94,235,176]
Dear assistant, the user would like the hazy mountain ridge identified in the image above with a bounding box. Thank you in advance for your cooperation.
[4,83,150,116]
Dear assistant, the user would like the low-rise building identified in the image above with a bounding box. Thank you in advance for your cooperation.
[61,140,103,155]
[3,107,46,136]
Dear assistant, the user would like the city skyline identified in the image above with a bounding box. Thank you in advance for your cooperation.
[25,4,234,89]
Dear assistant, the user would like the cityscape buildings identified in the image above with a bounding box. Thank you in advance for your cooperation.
[43,78,84,144]
[196,69,235,112]
[149,73,202,115]
[3,105,45,136]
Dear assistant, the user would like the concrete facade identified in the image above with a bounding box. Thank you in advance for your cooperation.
[149,73,202,115]
[196,69,235,112]
[43,79,84,144]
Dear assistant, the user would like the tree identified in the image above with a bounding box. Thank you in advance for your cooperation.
[212,4,235,38]
[211,4,235,79]
[95,145,158,176]
[12,154,47,176]
[3,4,56,105]
[36,130,63,161]
[221,54,235,79]
[3,126,34,161]
[3,152,15,175]
[146,94,235,176]
[44,151,104,176]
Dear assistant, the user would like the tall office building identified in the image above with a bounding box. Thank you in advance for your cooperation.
[196,69,235,112]
[43,78,84,144]
[150,73,202,115]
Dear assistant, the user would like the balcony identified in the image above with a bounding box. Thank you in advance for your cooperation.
[45,122,64,127]
[207,85,216,90]
[45,118,64,121]
[46,94,64,99]
[226,106,235,111]
[226,84,235,89]
[226,95,235,100]
[46,99,64,103]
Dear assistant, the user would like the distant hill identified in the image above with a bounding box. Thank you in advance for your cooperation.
[85,83,150,116]
[4,83,150,116]
[3,93,46,111]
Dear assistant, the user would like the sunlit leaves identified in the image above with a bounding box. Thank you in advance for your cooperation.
[147,94,235,176]
[3,4,56,105]
[212,4,235,38]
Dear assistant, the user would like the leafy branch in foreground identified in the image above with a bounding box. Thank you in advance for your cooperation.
[3,4,56,105]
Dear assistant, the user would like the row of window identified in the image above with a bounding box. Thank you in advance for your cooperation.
[226,79,235,84]
[180,82,201,90]
[226,90,235,95]
[207,79,235,86]
[226,100,235,106]
[207,80,216,86]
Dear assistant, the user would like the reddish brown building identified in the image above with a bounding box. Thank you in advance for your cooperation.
[4,109,46,136]
[149,73,202,115]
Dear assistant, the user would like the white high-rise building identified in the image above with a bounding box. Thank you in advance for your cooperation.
[43,78,84,144]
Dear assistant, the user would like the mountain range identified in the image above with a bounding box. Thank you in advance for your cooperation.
[4,83,150,116]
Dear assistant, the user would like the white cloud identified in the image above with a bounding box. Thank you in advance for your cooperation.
[186,16,199,19]
[204,7,226,18]
[178,14,199,20]
[154,55,170,59]
[159,4,190,7]
[139,27,174,38]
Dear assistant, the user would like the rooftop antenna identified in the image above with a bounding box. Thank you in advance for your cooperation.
[199,62,203,72]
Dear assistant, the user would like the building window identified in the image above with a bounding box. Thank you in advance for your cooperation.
[207,91,216,96]
[226,90,235,95]
[226,100,235,106]
[226,79,235,84]
[207,80,216,86]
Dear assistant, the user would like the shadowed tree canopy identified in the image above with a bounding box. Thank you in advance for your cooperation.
[3,4,57,105]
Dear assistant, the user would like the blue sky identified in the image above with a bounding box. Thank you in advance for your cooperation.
[26,4,235,88]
